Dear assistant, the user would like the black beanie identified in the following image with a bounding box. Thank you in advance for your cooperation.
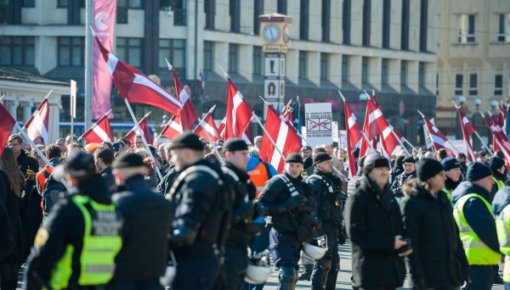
[489,157,505,172]
[416,158,444,182]
[112,153,144,169]
[466,162,493,182]
[313,152,332,165]
[285,153,304,164]
[169,133,205,151]
[402,156,416,164]
[223,138,248,152]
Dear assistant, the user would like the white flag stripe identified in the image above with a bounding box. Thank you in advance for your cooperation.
[133,74,182,108]
[106,53,118,75]
[369,109,383,124]
[169,119,183,133]
[91,124,112,142]
[231,91,244,134]
[270,121,289,170]
[28,110,49,144]
[203,122,219,138]
[347,115,357,128]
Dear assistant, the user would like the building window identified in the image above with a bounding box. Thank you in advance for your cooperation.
[468,72,477,96]
[58,37,84,66]
[204,41,214,72]
[116,37,143,68]
[320,53,328,81]
[57,0,85,7]
[382,0,391,49]
[160,0,187,26]
[418,62,425,88]
[118,0,142,8]
[381,59,388,85]
[362,0,371,46]
[277,0,287,14]
[342,55,349,82]
[116,0,142,24]
[254,0,264,35]
[322,0,331,42]
[459,14,476,43]
[495,74,503,96]
[362,57,369,85]
[299,51,307,80]
[419,0,428,52]
[455,74,463,95]
[343,0,351,44]
[159,39,185,76]
[300,0,309,40]
[401,0,410,50]
[230,0,240,33]
[22,0,35,7]
[228,44,238,73]
[401,61,408,86]
[498,13,510,43]
[204,0,215,30]
[253,46,262,76]
[0,36,34,66]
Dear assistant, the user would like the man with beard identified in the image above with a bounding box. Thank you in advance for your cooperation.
[441,157,463,203]
[390,156,416,200]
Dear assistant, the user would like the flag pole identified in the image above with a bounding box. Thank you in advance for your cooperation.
[124,99,163,180]
[84,2,93,131]
[494,137,510,161]
[251,111,285,159]
[452,101,492,154]
[417,109,459,154]
[78,109,113,141]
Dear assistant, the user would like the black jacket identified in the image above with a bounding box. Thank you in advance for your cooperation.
[112,174,174,283]
[307,169,343,226]
[99,167,117,194]
[0,197,14,262]
[17,150,38,238]
[452,181,501,255]
[344,175,406,288]
[25,174,119,290]
[400,182,469,289]
[0,170,23,263]
[390,170,416,198]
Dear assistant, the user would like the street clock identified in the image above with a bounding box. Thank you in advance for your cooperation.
[259,13,292,52]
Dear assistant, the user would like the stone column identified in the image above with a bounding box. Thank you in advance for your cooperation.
[23,101,33,122]
[8,100,19,119]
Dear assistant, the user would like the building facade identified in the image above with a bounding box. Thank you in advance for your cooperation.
[436,0,510,138]
[0,0,437,143]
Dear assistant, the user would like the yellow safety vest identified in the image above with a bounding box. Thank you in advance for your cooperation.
[442,188,453,203]
[494,177,505,192]
[453,193,502,265]
[496,204,510,282]
[48,195,122,290]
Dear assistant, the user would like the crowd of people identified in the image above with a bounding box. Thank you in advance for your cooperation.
[1,131,510,290]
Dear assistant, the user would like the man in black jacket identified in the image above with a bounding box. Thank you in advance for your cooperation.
[307,152,344,290]
[400,158,469,289]
[166,133,233,290]
[344,153,410,289]
[390,155,416,199]
[441,157,463,202]
[95,147,117,194]
[109,153,174,289]
[216,139,259,290]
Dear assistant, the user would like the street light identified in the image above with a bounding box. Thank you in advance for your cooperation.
[359,93,368,102]
[458,96,466,104]
[474,98,481,111]
[490,100,499,111]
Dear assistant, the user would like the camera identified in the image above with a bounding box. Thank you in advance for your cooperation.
[397,238,412,256]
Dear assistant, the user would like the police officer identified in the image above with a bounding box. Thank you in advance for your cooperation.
[25,152,123,290]
[216,139,258,290]
[166,133,232,290]
[257,153,319,290]
[307,152,344,290]
[452,162,502,290]
[109,153,174,289]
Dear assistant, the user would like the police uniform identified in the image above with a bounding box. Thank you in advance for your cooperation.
[25,152,122,290]
[257,153,319,290]
[166,133,233,290]
[216,139,259,290]
[306,153,344,290]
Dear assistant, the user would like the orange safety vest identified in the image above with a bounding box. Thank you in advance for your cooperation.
[248,162,270,198]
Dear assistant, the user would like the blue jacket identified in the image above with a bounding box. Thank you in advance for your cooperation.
[452,181,501,254]
[246,156,278,177]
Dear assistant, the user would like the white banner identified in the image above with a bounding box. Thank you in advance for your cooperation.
[305,103,332,148]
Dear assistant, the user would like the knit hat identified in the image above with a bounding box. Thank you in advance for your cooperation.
[489,157,505,172]
[363,153,390,174]
[168,133,204,151]
[285,153,304,164]
[466,162,493,182]
[402,156,416,164]
[112,153,144,169]
[223,138,248,152]
[313,152,332,165]
[441,157,460,171]
[416,158,444,182]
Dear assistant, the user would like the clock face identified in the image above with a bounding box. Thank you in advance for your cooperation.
[263,25,281,42]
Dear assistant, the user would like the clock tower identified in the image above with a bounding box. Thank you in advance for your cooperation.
[259,13,291,113]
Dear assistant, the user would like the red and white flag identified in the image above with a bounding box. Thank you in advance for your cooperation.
[125,113,153,146]
[419,111,455,154]
[92,0,117,119]
[456,107,476,161]
[96,38,182,116]
[360,98,399,156]
[160,115,183,141]
[24,98,49,145]
[225,79,252,139]
[166,61,199,130]
[0,102,16,157]
[194,107,220,143]
[343,101,362,177]
[79,113,113,144]
[259,106,301,173]
[218,117,226,140]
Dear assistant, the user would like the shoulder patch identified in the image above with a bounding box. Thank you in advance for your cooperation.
[34,228,49,248]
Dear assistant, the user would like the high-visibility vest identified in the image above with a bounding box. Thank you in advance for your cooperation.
[453,193,502,265]
[48,195,122,290]
[442,188,453,203]
[248,162,270,198]
[494,177,505,192]
[496,204,510,282]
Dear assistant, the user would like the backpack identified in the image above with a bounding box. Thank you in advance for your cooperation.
[42,175,66,216]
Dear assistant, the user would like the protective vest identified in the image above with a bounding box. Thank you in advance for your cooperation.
[453,193,502,265]
[48,195,122,290]
[496,204,510,282]
[248,162,270,198]
[494,177,505,192]
[441,188,453,203]
[307,174,343,222]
